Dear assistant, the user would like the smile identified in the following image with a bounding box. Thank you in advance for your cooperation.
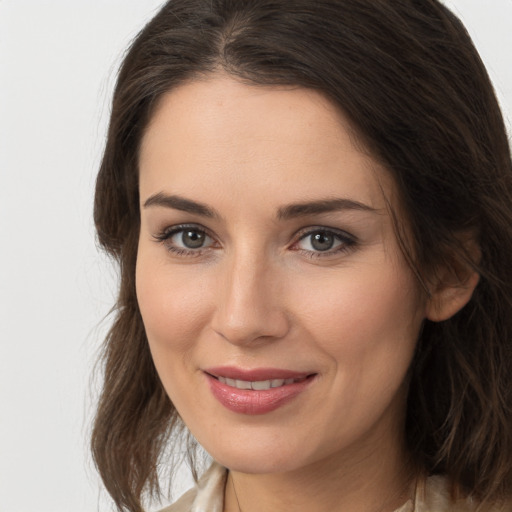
[204,367,316,415]
[216,376,307,390]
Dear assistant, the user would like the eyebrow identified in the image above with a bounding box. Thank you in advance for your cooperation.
[143,192,218,218]
[143,192,378,219]
[277,198,378,219]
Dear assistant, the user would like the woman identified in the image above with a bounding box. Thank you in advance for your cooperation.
[92,1,512,511]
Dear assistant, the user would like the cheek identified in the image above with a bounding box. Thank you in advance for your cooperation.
[135,251,212,357]
[292,262,424,364]
[135,252,218,417]
[292,263,424,434]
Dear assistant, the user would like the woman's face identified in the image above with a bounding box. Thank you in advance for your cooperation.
[136,75,427,474]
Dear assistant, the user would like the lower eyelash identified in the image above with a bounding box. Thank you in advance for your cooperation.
[166,246,203,257]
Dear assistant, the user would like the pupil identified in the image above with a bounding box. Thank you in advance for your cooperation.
[182,230,205,249]
[311,232,334,251]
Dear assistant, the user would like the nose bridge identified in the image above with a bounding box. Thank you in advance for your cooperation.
[212,244,289,345]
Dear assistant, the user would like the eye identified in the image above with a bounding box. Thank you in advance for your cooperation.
[301,231,339,252]
[174,229,209,249]
[293,228,356,257]
[153,225,216,255]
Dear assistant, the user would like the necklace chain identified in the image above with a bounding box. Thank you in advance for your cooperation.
[231,472,242,512]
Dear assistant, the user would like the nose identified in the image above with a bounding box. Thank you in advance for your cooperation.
[211,251,290,346]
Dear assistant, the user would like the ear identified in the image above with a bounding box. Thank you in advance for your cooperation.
[425,240,480,322]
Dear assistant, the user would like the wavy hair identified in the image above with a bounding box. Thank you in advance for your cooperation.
[92,1,512,510]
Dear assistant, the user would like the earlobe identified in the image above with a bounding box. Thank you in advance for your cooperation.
[425,269,480,322]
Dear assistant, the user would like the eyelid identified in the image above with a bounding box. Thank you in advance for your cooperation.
[293,225,356,242]
[153,223,206,241]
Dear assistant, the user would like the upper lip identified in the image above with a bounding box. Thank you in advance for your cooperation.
[204,366,314,381]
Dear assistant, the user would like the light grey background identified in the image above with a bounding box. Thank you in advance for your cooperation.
[0,1,510,511]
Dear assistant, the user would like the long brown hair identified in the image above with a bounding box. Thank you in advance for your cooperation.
[92,1,512,510]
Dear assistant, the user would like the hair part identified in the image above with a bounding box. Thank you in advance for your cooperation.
[92,1,512,510]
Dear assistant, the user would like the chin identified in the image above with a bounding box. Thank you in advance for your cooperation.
[197,428,321,475]
[213,450,299,474]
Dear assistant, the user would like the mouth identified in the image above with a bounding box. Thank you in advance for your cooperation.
[211,375,310,391]
[204,367,317,415]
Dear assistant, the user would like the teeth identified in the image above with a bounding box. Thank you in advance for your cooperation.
[217,377,301,390]
[236,379,252,390]
[251,380,271,390]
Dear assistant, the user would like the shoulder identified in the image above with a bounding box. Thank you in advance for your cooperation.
[158,462,227,512]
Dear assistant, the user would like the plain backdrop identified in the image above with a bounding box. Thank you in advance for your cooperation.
[0,1,511,511]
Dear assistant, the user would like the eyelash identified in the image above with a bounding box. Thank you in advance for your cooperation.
[152,224,357,259]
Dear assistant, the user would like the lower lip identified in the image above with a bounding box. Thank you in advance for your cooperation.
[206,374,315,415]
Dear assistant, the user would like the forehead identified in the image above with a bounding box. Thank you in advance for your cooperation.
[139,75,395,212]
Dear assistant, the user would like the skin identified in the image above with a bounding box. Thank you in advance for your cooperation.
[136,75,454,511]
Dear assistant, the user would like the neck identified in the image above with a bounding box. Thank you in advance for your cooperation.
[224,426,416,512]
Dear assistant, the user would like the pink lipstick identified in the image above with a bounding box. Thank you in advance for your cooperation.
[204,367,316,415]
